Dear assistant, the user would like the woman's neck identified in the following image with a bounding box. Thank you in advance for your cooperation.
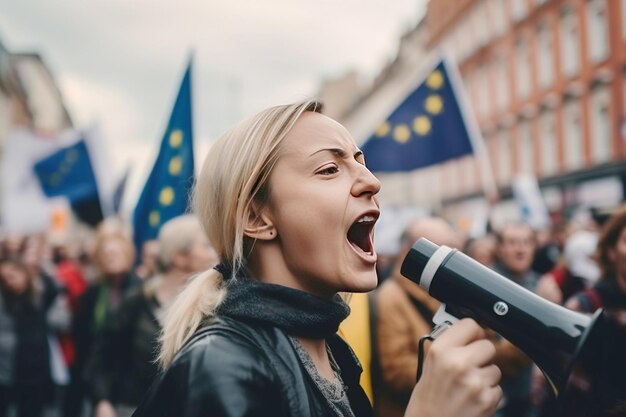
[248,246,335,299]
[296,336,334,380]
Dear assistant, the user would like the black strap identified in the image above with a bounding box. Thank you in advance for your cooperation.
[368,291,381,407]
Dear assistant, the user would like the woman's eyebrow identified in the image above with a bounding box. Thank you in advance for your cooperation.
[309,148,349,158]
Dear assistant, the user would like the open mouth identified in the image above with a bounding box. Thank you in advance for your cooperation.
[347,213,377,256]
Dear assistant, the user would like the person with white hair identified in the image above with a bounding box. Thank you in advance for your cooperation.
[91,214,218,417]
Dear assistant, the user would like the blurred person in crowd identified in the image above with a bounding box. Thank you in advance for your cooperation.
[566,205,626,314]
[465,234,496,267]
[71,231,139,417]
[2,234,25,259]
[532,222,569,275]
[51,240,89,417]
[0,257,70,417]
[562,205,626,416]
[531,228,600,416]
[91,215,218,417]
[21,234,55,278]
[134,240,159,280]
[493,223,539,417]
[133,101,502,417]
[535,229,599,305]
[373,216,463,417]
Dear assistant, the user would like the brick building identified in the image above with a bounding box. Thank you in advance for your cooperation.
[323,0,626,231]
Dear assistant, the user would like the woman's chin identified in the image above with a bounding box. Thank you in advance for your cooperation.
[344,274,378,293]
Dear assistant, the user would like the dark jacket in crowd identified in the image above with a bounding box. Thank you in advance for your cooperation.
[90,284,162,407]
[133,315,373,417]
[0,273,68,386]
[73,273,140,377]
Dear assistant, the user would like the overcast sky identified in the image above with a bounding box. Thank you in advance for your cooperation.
[0,0,424,209]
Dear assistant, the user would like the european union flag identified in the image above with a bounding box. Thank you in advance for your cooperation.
[361,59,474,172]
[34,140,98,203]
[133,59,194,252]
[33,139,104,226]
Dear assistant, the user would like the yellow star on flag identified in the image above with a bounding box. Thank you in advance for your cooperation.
[426,70,444,89]
[413,116,432,136]
[376,121,391,137]
[169,130,183,148]
[169,156,182,176]
[425,95,443,115]
[159,186,175,206]
[149,211,160,227]
[393,125,411,144]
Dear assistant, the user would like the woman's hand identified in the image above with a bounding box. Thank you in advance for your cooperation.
[404,319,502,417]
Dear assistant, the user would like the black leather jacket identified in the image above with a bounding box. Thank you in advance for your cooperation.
[132,316,373,417]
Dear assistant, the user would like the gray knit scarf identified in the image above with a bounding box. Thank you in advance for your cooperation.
[215,273,350,339]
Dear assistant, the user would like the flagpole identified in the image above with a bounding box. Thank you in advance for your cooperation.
[442,52,498,202]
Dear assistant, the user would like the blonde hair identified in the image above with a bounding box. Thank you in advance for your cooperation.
[159,100,322,368]
[92,230,135,281]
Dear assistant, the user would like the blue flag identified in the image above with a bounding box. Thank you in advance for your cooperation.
[33,139,99,203]
[33,139,104,226]
[112,166,130,214]
[361,59,474,172]
[133,59,194,252]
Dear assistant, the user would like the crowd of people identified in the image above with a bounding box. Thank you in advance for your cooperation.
[0,216,218,417]
[1,100,625,417]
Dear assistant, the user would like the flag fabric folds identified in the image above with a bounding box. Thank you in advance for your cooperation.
[133,60,194,252]
[112,167,130,215]
[33,140,99,204]
[33,138,104,226]
[361,59,474,172]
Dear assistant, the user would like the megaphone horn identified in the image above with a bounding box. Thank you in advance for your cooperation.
[400,238,604,398]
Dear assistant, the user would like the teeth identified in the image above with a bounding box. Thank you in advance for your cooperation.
[357,215,375,223]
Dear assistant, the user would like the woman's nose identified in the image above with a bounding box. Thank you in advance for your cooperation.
[352,164,381,197]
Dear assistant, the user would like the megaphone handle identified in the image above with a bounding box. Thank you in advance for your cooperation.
[416,305,457,383]
[433,303,459,326]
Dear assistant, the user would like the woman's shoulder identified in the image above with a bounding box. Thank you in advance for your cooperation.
[135,317,289,417]
[172,316,282,376]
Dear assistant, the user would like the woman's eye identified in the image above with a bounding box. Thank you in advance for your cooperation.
[317,165,339,175]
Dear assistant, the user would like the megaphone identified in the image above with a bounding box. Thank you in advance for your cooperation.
[401,238,609,409]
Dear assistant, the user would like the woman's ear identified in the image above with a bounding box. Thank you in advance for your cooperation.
[243,202,277,241]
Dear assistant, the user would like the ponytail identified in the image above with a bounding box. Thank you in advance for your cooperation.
[158,269,226,369]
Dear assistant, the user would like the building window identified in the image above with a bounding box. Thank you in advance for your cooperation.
[459,19,472,61]
[517,120,534,174]
[477,64,490,117]
[622,0,626,40]
[564,100,584,170]
[475,2,491,48]
[560,6,581,77]
[515,36,531,100]
[491,0,509,36]
[512,0,528,22]
[537,23,554,89]
[590,86,612,163]
[493,53,510,112]
[498,129,511,184]
[586,0,609,63]
[495,54,509,109]
[540,111,558,176]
